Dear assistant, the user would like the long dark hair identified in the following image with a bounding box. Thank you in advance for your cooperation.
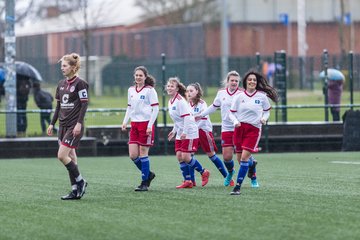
[187,82,203,106]
[242,69,279,102]
[134,66,156,87]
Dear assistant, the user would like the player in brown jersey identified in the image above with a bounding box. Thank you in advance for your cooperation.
[47,53,89,200]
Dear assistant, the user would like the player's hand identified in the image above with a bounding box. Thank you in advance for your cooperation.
[73,123,82,137]
[260,118,267,125]
[180,133,186,140]
[146,127,152,136]
[121,123,127,131]
[234,122,241,128]
[47,125,54,136]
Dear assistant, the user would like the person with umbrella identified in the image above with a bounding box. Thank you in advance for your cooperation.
[320,68,345,121]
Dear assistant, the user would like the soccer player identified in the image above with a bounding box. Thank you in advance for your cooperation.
[121,66,159,191]
[186,82,227,186]
[166,77,210,189]
[47,53,89,200]
[200,70,261,187]
[229,69,278,195]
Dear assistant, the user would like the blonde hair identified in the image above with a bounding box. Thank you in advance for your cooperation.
[59,53,81,74]
[222,70,240,88]
[167,77,187,98]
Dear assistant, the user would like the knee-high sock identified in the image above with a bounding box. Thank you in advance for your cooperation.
[65,161,83,183]
[209,154,227,177]
[224,160,235,173]
[140,156,150,181]
[236,161,249,186]
[189,165,195,182]
[132,157,142,171]
[180,162,191,180]
[188,157,204,174]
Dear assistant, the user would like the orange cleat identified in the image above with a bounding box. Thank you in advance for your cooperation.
[201,169,210,186]
[230,179,235,186]
[176,180,193,189]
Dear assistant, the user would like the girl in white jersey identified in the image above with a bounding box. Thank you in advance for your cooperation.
[167,77,210,189]
[122,66,159,192]
[200,71,257,187]
[229,69,278,195]
[186,83,228,185]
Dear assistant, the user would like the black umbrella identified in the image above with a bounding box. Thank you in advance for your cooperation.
[0,61,43,82]
[15,61,43,82]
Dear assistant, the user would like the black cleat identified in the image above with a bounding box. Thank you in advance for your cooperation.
[230,186,241,195]
[135,181,148,191]
[247,160,257,178]
[76,180,88,198]
[61,190,79,200]
[146,171,156,187]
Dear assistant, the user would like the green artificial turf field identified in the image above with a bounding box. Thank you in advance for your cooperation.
[0,152,359,240]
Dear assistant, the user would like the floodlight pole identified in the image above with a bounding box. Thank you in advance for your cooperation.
[220,0,229,79]
[4,0,17,137]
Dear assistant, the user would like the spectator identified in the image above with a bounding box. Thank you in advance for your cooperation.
[33,82,56,135]
[16,75,31,136]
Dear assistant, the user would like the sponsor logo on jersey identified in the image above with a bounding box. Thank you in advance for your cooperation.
[255,99,260,104]
[140,95,145,99]
[194,107,200,112]
[60,87,64,90]
[172,106,176,110]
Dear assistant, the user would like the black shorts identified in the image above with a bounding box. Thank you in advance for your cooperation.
[58,125,84,149]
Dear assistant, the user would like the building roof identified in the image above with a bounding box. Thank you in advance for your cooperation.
[16,0,143,36]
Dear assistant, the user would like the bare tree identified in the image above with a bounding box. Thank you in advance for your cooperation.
[134,0,220,26]
[0,0,36,61]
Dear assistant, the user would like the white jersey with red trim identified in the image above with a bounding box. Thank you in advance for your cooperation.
[212,88,242,132]
[190,99,212,132]
[127,85,159,122]
[168,93,198,139]
[230,90,271,129]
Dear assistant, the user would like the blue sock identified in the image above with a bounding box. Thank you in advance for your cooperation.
[189,165,195,182]
[140,156,150,181]
[188,157,204,174]
[132,157,142,171]
[180,162,191,180]
[236,161,249,186]
[209,154,227,177]
[224,160,235,173]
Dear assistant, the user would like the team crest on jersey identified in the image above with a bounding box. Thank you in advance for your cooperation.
[70,86,75,92]
[140,95,145,99]
[255,99,260,104]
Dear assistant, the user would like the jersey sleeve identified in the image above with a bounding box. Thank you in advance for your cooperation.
[149,88,159,106]
[77,80,89,102]
[262,95,271,111]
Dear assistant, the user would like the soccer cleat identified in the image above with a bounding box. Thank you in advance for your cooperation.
[135,181,149,191]
[192,180,197,187]
[229,179,235,186]
[176,180,193,189]
[146,171,156,187]
[224,170,235,186]
[230,186,241,195]
[251,179,259,188]
[76,180,88,198]
[248,160,257,178]
[201,169,210,187]
[61,190,79,200]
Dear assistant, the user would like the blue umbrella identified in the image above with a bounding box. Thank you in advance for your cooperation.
[319,68,345,81]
